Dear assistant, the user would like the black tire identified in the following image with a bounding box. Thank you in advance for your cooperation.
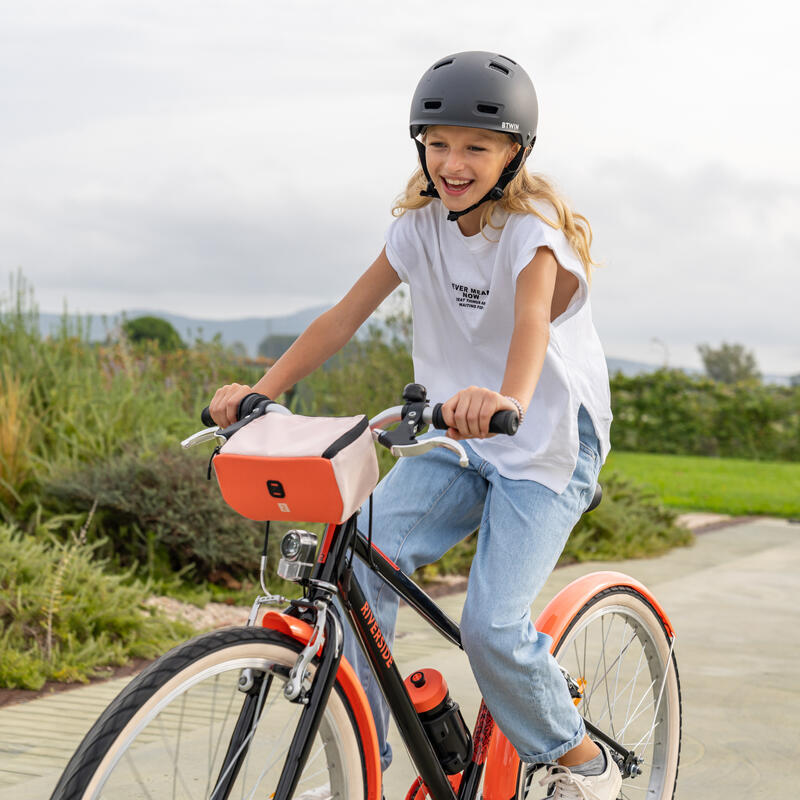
[50,627,368,800]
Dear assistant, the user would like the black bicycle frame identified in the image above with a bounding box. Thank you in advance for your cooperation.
[271,513,632,800]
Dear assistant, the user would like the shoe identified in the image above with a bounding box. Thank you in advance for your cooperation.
[538,743,622,799]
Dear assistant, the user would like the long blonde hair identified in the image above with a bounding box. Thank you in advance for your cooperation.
[392,136,598,282]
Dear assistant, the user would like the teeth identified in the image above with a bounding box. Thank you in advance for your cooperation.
[445,178,471,186]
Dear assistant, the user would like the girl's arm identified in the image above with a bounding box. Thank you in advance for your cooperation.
[442,246,559,439]
[210,248,400,426]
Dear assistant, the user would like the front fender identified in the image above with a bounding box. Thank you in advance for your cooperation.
[262,611,382,800]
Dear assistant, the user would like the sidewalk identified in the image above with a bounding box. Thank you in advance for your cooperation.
[1,516,798,798]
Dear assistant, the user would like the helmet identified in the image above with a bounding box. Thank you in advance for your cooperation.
[410,51,538,148]
[409,51,538,221]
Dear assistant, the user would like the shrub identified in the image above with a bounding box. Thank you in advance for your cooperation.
[122,315,184,351]
[0,516,193,690]
[43,448,265,582]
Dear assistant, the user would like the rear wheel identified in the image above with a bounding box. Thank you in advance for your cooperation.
[51,627,367,800]
[542,586,682,800]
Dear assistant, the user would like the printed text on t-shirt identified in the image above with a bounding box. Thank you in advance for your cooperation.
[451,282,489,311]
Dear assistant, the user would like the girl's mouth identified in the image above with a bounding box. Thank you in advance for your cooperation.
[440,176,474,196]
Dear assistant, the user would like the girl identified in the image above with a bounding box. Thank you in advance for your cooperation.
[210,51,618,800]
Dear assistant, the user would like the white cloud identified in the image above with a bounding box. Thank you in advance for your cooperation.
[1,0,798,374]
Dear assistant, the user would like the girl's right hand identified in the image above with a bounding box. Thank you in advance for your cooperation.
[209,383,254,428]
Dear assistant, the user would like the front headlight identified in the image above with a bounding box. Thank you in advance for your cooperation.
[277,529,318,582]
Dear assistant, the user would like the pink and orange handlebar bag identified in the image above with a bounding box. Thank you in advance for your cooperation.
[212,413,379,524]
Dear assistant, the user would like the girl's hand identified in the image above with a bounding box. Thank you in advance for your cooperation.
[440,386,519,440]
[209,383,254,428]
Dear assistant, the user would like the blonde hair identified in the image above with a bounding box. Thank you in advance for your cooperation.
[392,134,598,282]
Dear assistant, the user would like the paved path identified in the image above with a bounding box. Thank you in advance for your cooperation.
[1,517,798,798]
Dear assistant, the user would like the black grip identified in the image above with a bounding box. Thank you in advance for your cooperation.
[430,404,519,436]
[200,392,271,426]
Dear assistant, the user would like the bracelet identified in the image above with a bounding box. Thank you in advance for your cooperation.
[503,395,525,424]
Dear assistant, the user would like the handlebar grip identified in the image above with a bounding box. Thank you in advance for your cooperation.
[430,404,519,436]
[200,392,272,427]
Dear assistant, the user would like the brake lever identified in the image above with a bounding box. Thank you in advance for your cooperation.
[390,436,469,468]
[181,427,225,449]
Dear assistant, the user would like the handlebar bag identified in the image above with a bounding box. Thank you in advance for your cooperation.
[212,413,379,523]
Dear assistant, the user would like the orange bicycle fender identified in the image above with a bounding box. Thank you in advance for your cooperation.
[482,571,674,799]
[535,570,675,640]
[261,611,382,800]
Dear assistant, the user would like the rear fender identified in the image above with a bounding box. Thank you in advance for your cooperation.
[262,611,381,800]
[482,571,674,799]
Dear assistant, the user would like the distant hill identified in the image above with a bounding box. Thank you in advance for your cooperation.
[37,305,330,355]
[36,307,793,385]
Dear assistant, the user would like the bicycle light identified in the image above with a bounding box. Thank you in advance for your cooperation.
[278,530,318,582]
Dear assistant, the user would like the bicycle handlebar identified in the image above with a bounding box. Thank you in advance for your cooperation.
[428,404,518,436]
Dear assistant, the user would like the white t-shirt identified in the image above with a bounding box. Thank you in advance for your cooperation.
[384,201,612,493]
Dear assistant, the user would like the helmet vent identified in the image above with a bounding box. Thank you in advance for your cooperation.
[423,100,442,110]
[488,61,510,76]
[476,103,499,115]
[433,58,454,70]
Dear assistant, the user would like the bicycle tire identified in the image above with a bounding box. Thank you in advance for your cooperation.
[538,586,682,800]
[50,626,367,800]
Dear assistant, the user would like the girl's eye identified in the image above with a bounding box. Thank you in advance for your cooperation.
[468,146,486,152]
[428,141,446,149]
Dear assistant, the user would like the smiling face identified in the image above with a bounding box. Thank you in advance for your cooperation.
[424,125,520,226]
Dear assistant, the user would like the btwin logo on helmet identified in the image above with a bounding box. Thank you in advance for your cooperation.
[501,121,520,132]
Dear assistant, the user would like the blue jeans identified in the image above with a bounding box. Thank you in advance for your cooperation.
[342,406,602,770]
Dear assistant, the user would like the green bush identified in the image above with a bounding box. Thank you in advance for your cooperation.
[610,369,800,461]
[43,449,265,582]
[122,315,184,352]
[0,517,194,690]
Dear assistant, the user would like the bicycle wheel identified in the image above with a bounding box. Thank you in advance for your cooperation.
[51,627,367,800]
[534,586,682,800]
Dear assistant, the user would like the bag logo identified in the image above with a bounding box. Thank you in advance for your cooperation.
[278,502,290,513]
[266,480,285,498]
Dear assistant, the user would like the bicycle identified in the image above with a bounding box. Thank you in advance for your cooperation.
[50,384,681,800]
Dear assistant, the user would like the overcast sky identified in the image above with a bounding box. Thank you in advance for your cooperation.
[1,1,798,373]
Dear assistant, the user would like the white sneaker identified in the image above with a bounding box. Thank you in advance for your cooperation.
[295,786,333,800]
[538,743,622,799]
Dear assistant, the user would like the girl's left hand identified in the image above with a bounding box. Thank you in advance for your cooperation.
[440,386,519,440]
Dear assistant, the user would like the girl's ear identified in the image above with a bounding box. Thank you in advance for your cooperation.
[505,143,522,168]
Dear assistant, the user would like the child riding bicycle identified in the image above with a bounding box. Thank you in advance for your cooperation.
[210,51,618,800]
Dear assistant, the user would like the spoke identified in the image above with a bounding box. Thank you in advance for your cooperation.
[124,748,156,800]
[241,688,303,800]
[593,650,651,730]
[615,682,657,743]
[156,715,196,799]
[209,672,273,800]
[584,629,638,715]
[173,691,187,800]
[625,646,647,727]
[635,635,677,754]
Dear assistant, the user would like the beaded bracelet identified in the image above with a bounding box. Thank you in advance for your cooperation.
[503,395,525,424]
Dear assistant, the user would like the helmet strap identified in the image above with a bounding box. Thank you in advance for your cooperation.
[414,138,440,198]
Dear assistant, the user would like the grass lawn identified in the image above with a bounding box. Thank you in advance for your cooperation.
[602,451,800,518]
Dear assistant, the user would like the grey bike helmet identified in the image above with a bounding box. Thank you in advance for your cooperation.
[409,51,539,221]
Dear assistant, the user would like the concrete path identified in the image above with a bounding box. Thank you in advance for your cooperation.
[1,517,798,798]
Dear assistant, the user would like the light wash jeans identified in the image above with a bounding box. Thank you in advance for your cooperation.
[342,406,602,771]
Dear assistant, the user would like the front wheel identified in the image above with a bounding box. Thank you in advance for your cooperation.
[548,586,682,800]
[51,627,368,800]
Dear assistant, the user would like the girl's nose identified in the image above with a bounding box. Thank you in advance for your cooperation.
[444,149,466,172]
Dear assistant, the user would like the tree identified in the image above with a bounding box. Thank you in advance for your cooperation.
[697,342,760,384]
[122,316,184,351]
[258,334,297,360]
